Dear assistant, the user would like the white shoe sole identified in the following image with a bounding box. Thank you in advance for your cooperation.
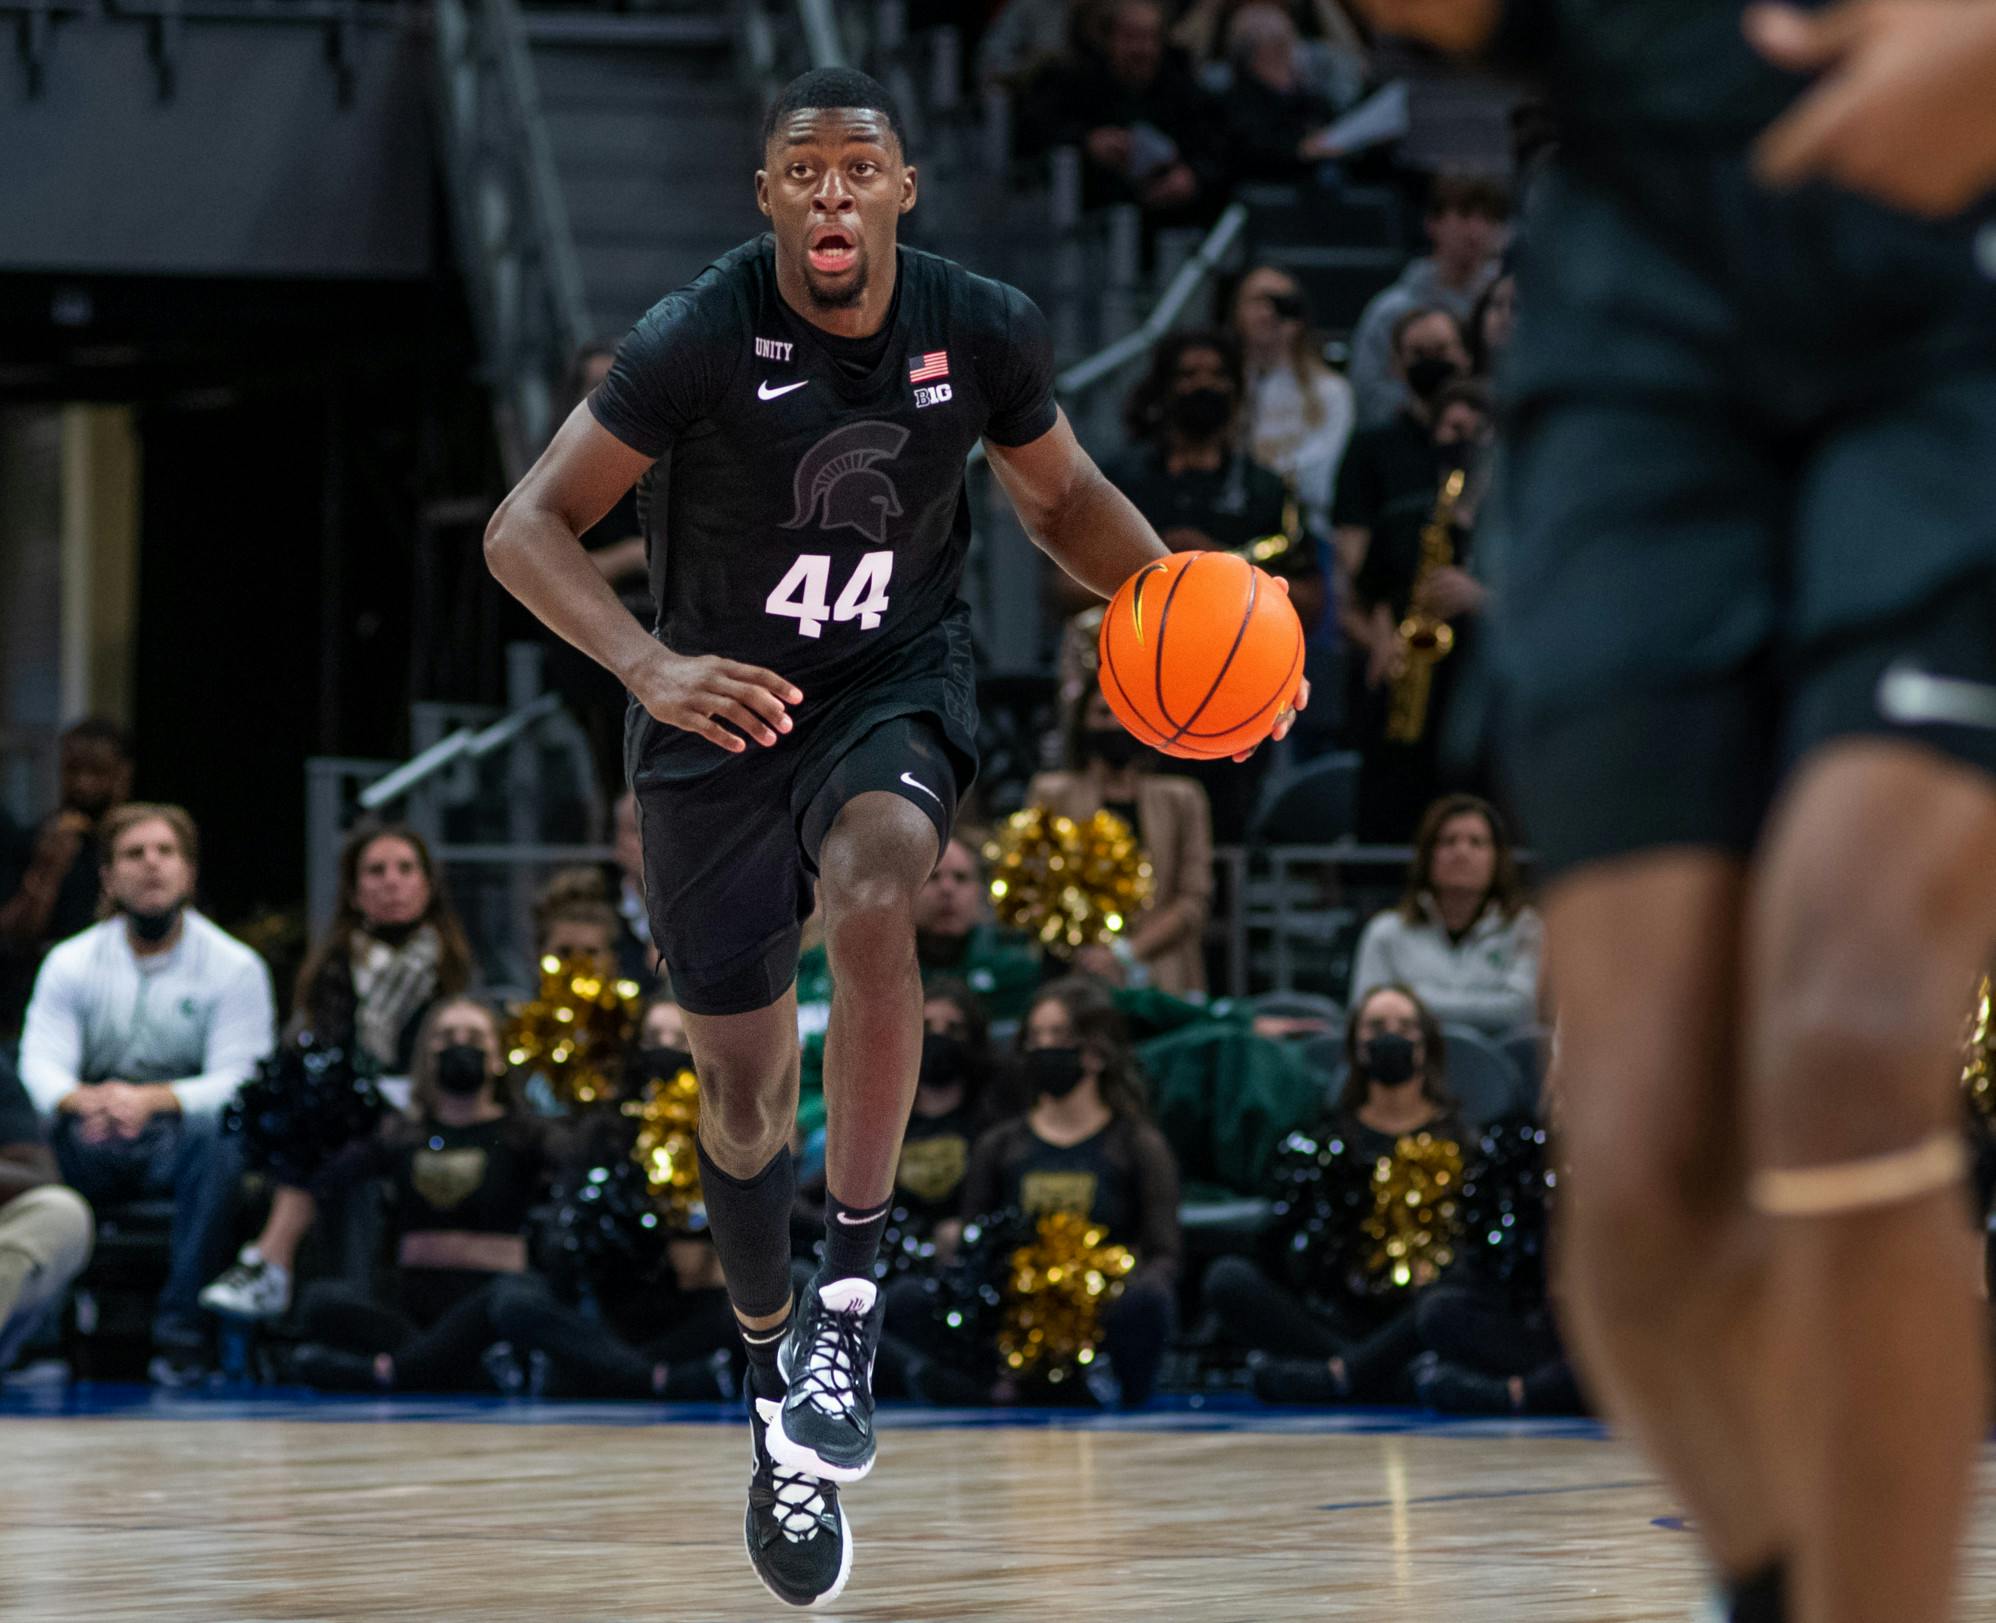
[196,1289,287,1322]
[745,1498,855,1610]
[764,1408,877,1484]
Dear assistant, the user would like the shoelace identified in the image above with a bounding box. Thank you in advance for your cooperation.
[766,1461,831,1543]
[792,1300,871,1420]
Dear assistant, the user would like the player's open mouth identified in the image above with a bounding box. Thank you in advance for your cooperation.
[807,228,858,274]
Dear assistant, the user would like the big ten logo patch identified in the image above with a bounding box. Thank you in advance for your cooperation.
[1019,1170,1098,1219]
[914,382,953,410]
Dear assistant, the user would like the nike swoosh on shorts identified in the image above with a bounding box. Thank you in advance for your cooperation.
[899,771,943,806]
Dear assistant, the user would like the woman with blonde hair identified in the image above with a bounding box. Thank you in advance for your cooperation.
[1230,265,1356,535]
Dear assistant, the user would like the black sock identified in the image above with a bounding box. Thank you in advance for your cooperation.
[696,1139,799,1401]
[820,1189,892,1283]
[740,1316,791,1402]
[1726,1559,1788,1623]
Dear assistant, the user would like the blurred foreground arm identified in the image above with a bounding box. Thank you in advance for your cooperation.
[1748,0,1996,217]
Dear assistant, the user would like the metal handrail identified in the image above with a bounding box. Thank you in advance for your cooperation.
[1056,200,1249,396]
[488,0,591,349]
[796,0,846,68]
[966,200,1249,467]
[356,692,564,811]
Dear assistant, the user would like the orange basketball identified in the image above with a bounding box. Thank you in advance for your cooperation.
[1096,551,1304,760]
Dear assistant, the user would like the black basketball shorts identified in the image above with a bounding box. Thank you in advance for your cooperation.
[1493,160,1996,881]
[633,712,966,1016]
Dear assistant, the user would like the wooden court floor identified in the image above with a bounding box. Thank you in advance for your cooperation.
[3,1399,1995,1622]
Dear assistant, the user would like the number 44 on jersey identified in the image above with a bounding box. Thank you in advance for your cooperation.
[764,550,895,639]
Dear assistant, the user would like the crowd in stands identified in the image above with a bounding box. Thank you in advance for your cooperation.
[12,0,1983,1429]
[0,698,1575,1413]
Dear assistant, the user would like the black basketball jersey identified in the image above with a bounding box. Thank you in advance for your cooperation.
[590,235,1057,781]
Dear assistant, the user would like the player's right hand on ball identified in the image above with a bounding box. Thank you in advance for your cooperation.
[633,648,801,752]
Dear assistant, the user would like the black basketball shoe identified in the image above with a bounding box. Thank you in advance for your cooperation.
[769,1276,884,1482]
[746,1389,853,1609]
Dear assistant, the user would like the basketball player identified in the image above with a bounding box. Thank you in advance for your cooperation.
[1348,3,1996,1621]
[484,68,1301,1609]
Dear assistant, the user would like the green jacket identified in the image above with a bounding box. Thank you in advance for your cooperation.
[793,924,1044,1136]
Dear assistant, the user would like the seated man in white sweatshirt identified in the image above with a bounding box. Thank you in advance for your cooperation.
[19,802,275,1383]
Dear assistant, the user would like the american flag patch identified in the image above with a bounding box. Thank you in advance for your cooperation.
[908,350,950,383]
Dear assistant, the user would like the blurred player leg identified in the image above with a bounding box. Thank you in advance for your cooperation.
[1545,856,1792,1592]
[1745,742,1996,1623]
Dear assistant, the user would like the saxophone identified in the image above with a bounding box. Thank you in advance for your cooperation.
[1385,466,1468,744]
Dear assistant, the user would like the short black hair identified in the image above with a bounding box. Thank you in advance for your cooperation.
[761,67,908,158]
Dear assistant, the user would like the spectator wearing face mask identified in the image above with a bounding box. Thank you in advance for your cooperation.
[1107,330,1290,559]
[1332,307,1470,707]
[1354,370,1499,839]
[286,997,561,1392]
[1347,174,1510,430]
[961,978,1182,1406]
[793,840,1041,1138]
[1208,984,1467,1403]
[17,803,276,1383]
[1027,690,1216,997]
[487,996,738,1400]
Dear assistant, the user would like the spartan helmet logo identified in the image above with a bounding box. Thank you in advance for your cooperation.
[781,421,910,546]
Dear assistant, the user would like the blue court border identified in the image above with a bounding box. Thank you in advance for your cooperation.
[0,1380,1612,1441]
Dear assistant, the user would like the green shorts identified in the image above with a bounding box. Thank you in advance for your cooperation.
[1492,157,1996,876]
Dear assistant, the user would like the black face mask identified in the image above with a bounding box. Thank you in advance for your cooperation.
[635,1045,694,1083]
[434,1044,491,1097]
[1404,356,1459,403]
[919,1030,972,1092]
[122,903,183,944]
[366,918,422,949]
[1086,729,1145,770]
[1360,1032,1419,1087]
[1026,1045,1088,1100]
[1169,385,1234,440]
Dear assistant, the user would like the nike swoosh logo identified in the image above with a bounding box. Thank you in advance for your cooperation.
[758,379,809,401]
[899,771,943,806]
[1876,661,1996,730]
[833,1209,887,1226]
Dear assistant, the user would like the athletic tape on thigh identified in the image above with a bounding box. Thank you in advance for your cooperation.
[1748,1132,1968,1218]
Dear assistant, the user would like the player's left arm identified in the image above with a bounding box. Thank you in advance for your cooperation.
[983,409,1169,600]
[1748,0,1996,217]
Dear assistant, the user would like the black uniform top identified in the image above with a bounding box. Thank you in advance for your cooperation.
[893,1101,980,1228]
[1332,1107,1469,1165]
[961,1113,1183,1284]
[590,236,1058,787]
[314,1112,562,1242]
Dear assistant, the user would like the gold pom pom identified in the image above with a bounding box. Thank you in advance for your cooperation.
[623,1067,704,1229]
[503,954,641,1108]
[1968,975,1994,1125]
[997,1210,1137,1384]
[984,806,1154,950]
[1362,1131,1464,1291]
